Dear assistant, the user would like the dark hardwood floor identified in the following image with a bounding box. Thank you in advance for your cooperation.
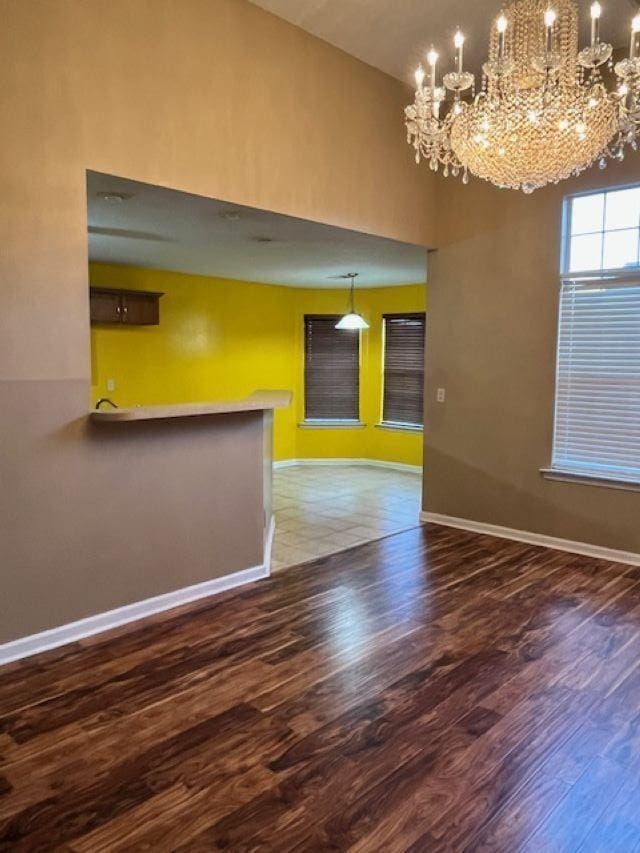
[2,523,640,851]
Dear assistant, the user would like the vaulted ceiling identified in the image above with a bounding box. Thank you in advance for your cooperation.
[251,0,640,84]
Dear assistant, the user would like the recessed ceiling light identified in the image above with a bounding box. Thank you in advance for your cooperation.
[220,210,242,221]
[96,191,131,203]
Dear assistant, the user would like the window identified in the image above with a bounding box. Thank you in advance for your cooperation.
[563,185,640,275]
[304,315,360,422]
[381,313,426,428]
[550,187,640,485]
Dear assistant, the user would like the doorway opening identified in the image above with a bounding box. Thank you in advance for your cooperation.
[86,171,427,571]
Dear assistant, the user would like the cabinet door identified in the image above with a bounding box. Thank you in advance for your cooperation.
[121,292,160,325]
[90,290,122,324]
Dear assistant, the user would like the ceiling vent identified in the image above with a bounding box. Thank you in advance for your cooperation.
[96,191,132,203]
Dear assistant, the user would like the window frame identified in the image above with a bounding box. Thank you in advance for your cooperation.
[561,182,640,281]
[545,184,640,490]
[379,311,426,431]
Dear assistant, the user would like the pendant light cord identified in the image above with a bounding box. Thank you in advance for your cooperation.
[348,273,358,313]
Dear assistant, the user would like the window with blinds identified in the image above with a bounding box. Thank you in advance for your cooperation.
[552,186,640,484]
[304,315,360,421]
[552,281,640,483]
[382,313,426,427]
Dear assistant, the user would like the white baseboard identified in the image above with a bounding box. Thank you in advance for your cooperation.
[274,458,422,474]
[420,511,640,567]
[264,514,276,572]
[0,563,269,667]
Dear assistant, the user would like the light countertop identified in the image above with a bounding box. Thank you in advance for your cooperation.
[90,390,293,422]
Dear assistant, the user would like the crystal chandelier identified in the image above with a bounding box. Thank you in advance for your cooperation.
[405,0,640,193]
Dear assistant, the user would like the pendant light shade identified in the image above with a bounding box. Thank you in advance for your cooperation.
[335,312,369,330]
[335,273,369,330]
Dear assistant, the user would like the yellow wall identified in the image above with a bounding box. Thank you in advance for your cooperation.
[90,264,425,466]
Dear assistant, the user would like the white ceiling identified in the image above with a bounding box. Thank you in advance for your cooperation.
[250,0,640,83]
[86,173,427,289]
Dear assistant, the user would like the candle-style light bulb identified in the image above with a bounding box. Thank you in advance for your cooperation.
[631,14,640,60]
[414,64,425,89]
[497,14,508,59]
[454,30,465,73]
[591,2,602,48]
[427,47,438,91]
[544,9,556,54]
[426,48,439,117]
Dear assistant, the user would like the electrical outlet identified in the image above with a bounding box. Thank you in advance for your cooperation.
[106,378,116,392]
[436,387,446,403]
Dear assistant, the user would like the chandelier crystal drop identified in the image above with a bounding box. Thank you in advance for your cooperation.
[404,0,640,193]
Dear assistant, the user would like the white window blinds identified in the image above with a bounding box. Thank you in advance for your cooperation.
[552,280,640,483]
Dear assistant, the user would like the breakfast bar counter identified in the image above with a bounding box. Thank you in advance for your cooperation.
[90,390,292,422]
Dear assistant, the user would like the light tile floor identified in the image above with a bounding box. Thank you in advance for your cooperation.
[271,464,422,571]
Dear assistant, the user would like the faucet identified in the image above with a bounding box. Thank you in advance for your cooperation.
[95,398,118,410]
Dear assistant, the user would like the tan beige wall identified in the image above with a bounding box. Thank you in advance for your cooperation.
[0,383,266,643]
[0,0,436,644]
[1,0,436,385]
[424,156,640,553]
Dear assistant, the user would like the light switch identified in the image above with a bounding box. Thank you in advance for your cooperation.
[436,387,446,403]
[106,378,116,392]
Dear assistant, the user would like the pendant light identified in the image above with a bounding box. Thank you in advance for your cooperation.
[335,273,369,330]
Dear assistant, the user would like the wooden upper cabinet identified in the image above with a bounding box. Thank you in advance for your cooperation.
[90,289,123,324]
[121,291,161,325]
[90,288,163,326]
